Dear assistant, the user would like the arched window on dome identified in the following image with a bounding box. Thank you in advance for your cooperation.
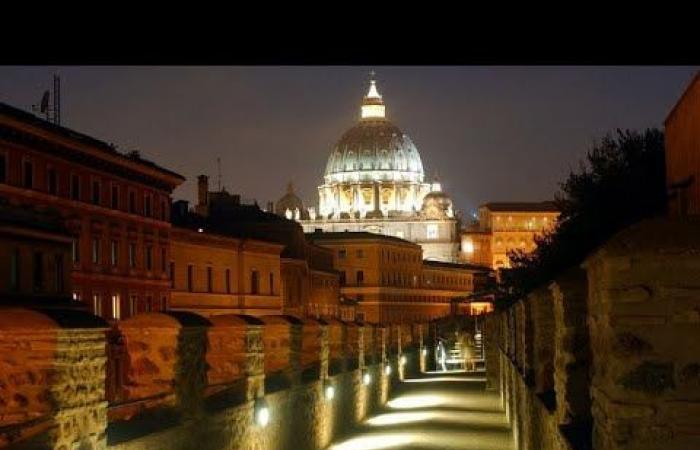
[380,150,389,169]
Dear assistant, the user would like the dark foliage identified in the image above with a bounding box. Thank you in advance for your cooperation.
[496,129,666,309]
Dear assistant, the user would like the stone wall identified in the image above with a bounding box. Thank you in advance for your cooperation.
[487,217,700,450]
[1,306,426,450]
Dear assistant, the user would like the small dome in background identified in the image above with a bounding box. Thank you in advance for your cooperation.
[276,182,307,220]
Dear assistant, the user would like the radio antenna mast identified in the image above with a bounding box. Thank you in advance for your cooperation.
[32,73,61,125]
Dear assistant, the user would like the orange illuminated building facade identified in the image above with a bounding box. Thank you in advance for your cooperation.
[306,231,491,324]
[665,72,700,217]
[0,102,184,320]
[169,226,284,317]
[460,202,559,270]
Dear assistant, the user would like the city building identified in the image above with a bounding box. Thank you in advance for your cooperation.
[169,225,284,317]
[281,77,461,263]
[665,72,700,217]
[306,230,492,324]
[460,201,560,269]
[0,199,73,304]
[177,177,349,320]
[0,102,185,320]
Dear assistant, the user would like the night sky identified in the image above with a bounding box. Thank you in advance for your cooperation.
[0,66,696,216]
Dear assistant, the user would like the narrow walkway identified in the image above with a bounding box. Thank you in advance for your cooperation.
[328,370,514,450]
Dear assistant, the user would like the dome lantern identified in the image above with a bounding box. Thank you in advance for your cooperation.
[361,75,386,120]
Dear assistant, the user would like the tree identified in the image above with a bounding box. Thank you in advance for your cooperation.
[497,128,666,309]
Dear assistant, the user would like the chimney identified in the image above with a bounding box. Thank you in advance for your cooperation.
[197,175,209,207]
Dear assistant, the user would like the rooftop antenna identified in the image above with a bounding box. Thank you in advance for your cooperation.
[216,157,222,192]
[32,73,61,125]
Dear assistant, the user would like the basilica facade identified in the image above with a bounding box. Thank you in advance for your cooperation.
[278,78,461,262]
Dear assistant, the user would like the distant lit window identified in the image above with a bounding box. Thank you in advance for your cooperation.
[427,224,438,240]
[112,294,121,320]
[93,294,102,316]
[111,240,118,266]
[92,238,100,264]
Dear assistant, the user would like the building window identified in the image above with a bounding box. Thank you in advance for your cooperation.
[144,193,152,217]
[170,262,175,288]
[356,249,364,258]
[251,269,259,294]
[111,294,121,320]
[269,272,274,294]
[72,238,80,264]
[161,200,167,221]
[111,184,119,209]
[23,160,33,189]
[111,240,118,266]
[427,224,438,240]
[91,180,101,205]
[161,295,167,311]
[145,295,152,313]
[55,254,64,293]
[339,271,346,285]
[128,243,136,268]
[92,238,100,264]
[207,267,213,292]
[93,294,102,316]
[71,174,80,200]
[10,248,20,291]
[338,249,346,259]
[226,269,231,294]
[145,246,153,271]
[356,270,364,285]
[130,295,138,316]
[32,252,44,291]
[128,191,136,214]
[47,168,58,195]
[187,265,194,292]
[0,153,6,183]
[161,248,166,273]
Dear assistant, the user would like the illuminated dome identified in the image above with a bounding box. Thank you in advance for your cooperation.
[323,80,424,185]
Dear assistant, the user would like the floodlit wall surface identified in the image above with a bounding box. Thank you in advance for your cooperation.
[486,218,700,450]
[0,308,424,450]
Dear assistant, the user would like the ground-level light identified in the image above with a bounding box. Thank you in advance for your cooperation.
[325,381,336,400]
[363,370,372,386]
[400,355,407,366]
[254,398,270,427]
[421,348,427,356]
[384,363,392,375]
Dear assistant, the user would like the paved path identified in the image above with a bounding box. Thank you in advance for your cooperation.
[327,370,514,450]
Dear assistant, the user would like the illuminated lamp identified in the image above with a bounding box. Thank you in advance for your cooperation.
[400,355,407,366]
[254,398,270,427]
[362,370,372,386]
[421,348,427,356]
[197,228,204,233]
[384,363,392,376]
[324,380,336,400]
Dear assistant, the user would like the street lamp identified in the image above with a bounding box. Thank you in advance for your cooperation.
[254,398,270,427]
